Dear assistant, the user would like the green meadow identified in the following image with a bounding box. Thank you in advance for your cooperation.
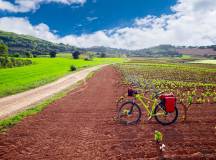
[188,59,216,64]
[0,57,123,97]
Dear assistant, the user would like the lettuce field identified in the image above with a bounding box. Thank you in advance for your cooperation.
[116,58,216,121]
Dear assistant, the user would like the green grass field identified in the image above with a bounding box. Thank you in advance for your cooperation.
[188,59,216,64]
[0,57,123,97]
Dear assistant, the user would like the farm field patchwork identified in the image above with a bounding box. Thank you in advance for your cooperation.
[0,57,123,97]
[0,65,216,159]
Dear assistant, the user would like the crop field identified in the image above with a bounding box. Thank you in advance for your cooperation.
[113,58,216,158]
[189,59,216,64]
[117,59,216,106]
[0,57,123,97]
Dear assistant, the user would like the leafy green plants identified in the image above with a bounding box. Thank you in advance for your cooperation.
[154,130,165,160]
[116,59,216,122]
[179,95,194,121]
[70,65,77,71]
[154,130,163,143]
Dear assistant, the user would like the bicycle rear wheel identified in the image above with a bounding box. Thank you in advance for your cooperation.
[118,101,141,125]
[154,104,178,125]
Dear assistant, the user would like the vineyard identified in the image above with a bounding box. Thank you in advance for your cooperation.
[116,59,216,121]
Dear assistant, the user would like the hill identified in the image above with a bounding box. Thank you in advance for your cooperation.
[85,45,181,57]
[0,30,76,56]
[177,48,216,58]
[1,30,216,58]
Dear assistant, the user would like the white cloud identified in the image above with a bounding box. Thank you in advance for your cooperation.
[0,0,86,13]
[86,16,98,22]
[0,0,216,49]
[0,17,58,42]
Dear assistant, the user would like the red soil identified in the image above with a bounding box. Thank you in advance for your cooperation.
[0,66,216,160]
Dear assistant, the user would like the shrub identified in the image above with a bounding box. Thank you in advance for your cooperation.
[6,59,13,68]
[84,57,91,61]
[0,57,6,67]
[0,43,8,57]
[33,54,37,58]
[100,53,106,58]
[49,51,57,58]
[25,52,33,58]
[11,53,20,58]
[70,65,77,71]
[0,57,32,68]
[72,51,80,59]
[85,52,95,60]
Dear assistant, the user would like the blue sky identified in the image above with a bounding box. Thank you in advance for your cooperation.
[0,0,216,49]
[0,0,176,36]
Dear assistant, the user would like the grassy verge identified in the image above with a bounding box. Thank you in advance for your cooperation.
[0,57,123,97]
[0,92,65,132]
[0,69,97,132]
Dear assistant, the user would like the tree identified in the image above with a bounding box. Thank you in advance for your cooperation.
[49,51,57,58]
[25,52,33,58]
[100,53,106,58]
[84,52,95,61]
[0,43,8,57]
[72,51,80,59]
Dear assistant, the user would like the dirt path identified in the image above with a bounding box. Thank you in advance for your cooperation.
[0,65,106,119]
[0,66,216,159]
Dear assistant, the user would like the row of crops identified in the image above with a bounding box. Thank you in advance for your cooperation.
[116,59,216,120]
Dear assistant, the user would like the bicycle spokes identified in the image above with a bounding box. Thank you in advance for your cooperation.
[154,104,178,125]
[118,102,141,125]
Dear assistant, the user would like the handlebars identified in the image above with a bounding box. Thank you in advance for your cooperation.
[129,80,166,98]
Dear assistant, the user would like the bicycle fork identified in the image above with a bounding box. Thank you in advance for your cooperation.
[128,99,136,115]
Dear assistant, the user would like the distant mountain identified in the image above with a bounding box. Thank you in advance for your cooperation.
[177,47,216,58]
[84,46,130,55]
[86,45,216,58]
[0,30,76,55]
[85,45,181,57]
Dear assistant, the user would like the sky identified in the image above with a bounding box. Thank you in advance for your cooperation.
[0,0,216,49]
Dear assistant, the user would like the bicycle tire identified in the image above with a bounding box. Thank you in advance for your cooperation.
[154,104,178,125]
[118,101,142,125]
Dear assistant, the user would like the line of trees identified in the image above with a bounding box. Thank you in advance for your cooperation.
[0,43,32,68]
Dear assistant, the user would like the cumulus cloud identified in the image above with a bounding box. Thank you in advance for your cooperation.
[0,0,86,12]
[0,17,58,42]
[0,0,216,49]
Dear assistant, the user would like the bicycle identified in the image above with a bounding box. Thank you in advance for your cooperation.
[117,88,178,125]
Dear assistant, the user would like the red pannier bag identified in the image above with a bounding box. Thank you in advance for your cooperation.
[159,94,176,113]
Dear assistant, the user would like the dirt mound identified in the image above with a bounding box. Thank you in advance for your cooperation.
[0,66,216,159]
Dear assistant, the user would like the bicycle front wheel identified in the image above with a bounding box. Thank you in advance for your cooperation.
[118,101,141,125]
[154,104,178,125]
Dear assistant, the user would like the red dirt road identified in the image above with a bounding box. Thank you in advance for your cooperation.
[0,66,216,160]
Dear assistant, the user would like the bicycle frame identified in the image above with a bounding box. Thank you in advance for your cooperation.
[134,93,165,118]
